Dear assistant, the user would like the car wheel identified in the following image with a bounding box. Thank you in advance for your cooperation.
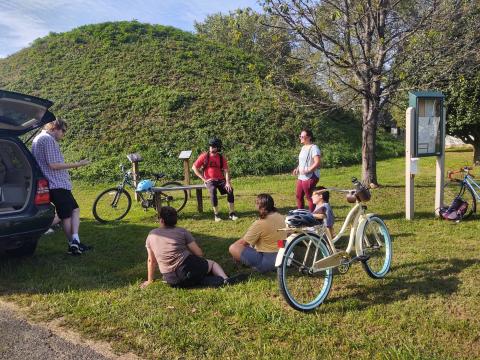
[5,238,38,257]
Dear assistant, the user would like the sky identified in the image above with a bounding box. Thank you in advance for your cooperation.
[0,0,262,58]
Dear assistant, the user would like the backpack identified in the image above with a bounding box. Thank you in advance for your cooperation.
[439,196,469,221]
[203,152,224,170]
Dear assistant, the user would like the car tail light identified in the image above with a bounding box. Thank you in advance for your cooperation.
[34,178,50,205]
[277,240,286,249]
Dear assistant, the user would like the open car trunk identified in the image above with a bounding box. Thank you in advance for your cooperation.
[0,139,33,214]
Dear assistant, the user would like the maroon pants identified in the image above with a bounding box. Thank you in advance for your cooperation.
[295,175,319,211]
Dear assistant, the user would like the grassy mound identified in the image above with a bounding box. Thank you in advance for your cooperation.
[0,21,402,181]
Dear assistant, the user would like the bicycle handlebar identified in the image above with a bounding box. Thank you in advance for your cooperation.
[321,187,354,193]
[447,166,474,179]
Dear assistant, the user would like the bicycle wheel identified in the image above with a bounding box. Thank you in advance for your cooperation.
[443,180,476,219]
[158,181,188,212]
[92,187,132,223]
[360,216,392,279]
[277,234,333,312]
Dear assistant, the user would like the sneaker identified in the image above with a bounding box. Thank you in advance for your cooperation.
[44,228,55,235]
[228,212,238,221]
[78,243,93,252]
[224,273,249,285]
[67,240,82,256]
[214,214,222,222]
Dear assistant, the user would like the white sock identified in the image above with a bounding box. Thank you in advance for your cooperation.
[72,233,80,242]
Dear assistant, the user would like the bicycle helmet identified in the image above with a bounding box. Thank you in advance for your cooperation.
[285,209,319,227]
[208,137,222,150]
[136,179,155,192]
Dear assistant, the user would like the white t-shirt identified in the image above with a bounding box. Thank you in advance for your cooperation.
[298,144,321,180]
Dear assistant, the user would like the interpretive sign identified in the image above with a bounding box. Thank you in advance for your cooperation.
[408,91,445,157]
[406,90,447,220]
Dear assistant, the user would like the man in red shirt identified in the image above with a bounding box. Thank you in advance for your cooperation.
[192,137,238,222]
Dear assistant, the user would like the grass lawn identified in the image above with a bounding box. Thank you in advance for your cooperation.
[1,149,479,359]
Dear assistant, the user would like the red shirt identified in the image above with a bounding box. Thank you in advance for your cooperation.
[193,152,228,180]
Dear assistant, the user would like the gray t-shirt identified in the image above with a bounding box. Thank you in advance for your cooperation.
[146,226,195,274]
[298,144,321,180]
[313,203,335,228]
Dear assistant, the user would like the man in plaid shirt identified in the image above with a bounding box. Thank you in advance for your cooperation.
[32,119,91,255]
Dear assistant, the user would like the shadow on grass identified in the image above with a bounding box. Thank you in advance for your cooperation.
[381,184,436,189]
[329,258,476,311]
[184,205,308,220]
[381,211,437,220]
[0,220,239,296]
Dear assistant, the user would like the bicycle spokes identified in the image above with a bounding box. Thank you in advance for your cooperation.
[278,235,333,311]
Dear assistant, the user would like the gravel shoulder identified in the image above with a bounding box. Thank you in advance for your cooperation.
[0,300,139,360]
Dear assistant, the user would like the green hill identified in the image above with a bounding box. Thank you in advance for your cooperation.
[0,21,402,181]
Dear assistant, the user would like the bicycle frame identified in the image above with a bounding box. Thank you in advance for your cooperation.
[275,200,371,272]
[115,165,151,206]
[463,175,480,200]
[117,165,135,190]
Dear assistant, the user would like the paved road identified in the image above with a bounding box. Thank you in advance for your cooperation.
[0,301,123,360]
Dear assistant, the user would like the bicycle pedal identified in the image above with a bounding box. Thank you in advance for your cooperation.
[355,255,370,262]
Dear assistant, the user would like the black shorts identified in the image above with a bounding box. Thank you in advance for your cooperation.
[163,255,209,288]
[49,189,79,220]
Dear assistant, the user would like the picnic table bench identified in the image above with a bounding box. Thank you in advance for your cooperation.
[151,183,207,213]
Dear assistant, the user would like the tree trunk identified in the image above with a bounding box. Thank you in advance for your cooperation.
[473,141,480,165]
[361,99,378,186]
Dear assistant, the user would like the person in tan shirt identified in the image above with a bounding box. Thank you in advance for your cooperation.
[229,194,286,273]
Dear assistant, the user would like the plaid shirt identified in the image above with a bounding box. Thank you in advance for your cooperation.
[31,130,71,190]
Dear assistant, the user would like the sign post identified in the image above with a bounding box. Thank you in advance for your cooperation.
[406,91,445,219]
[127,153,142,201]
[179,150,192,198]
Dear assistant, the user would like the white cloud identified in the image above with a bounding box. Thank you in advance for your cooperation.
[0,8,50,57]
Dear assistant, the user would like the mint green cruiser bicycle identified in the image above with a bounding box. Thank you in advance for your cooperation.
[276,178,393,312]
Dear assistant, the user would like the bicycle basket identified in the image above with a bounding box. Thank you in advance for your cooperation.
[355,184,371,202]
[346,179,371,203]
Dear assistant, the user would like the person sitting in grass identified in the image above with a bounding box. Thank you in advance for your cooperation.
[229,194,286,273]
[311,186,335,240]
[141,206,244,288]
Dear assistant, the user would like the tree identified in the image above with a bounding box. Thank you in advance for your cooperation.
[194,8,293,76]
[195,7,334,108]
[446,73,480,164]
[262,0,478,185]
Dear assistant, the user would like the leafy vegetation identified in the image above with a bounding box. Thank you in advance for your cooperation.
[0,21,401,182]
[0,150,479,359]
[445,73,480,163]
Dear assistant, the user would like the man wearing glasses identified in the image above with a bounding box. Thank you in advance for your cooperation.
[32,119,91,255]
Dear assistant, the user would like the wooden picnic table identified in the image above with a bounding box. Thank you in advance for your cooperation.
[151,184,207,213]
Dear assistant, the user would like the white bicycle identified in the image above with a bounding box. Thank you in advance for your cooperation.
[276,178,393,312]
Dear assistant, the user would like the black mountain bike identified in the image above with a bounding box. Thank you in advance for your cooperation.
[92,165,187,223]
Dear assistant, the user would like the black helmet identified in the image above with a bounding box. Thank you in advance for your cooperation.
[285,209,319,227]
[208,137,222,150]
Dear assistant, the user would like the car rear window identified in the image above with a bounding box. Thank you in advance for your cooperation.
[0,98,46,131]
